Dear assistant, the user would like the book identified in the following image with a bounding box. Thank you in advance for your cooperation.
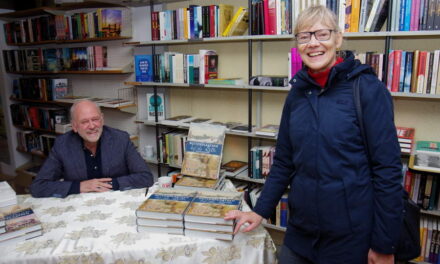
[135,188,196,220]
[221,160,248,176]
[95,98,133,108]
[174,175,225,191]
[184,228,233,241]
[180,118,212,127]
[184,221,234,233]
[146,93,165,121]
[181,123,226,179]
[222,7,249,37]
[396,126,415,143]
[137,225,184,235]
[0,181,17,210]
[249,75,289,87]
[207,78,244,85]
[136,218,183,228]
[161,115,194,126]
[135,55,153,82]
[0,229,42,246]
[51,79,68,100]
[0,207,42,243]
[184,190,243,225]
[255,124,280,137]
[230,124,254,133]
[412,141,440,172]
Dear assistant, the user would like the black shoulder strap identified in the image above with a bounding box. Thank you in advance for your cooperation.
[353,76,372,166]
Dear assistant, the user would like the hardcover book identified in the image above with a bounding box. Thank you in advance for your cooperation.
[396,126,415,143]
[146,93,165,121]
[174,175,225,191]
[221,160,248,176]
[181,123,226,179]
[184,190,243,225]
[135,188,196,220]
[0,207,42,243]
[51,79,68,100]
[135,55,153,82]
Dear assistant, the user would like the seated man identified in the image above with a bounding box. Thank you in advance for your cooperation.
[30,99,153,198]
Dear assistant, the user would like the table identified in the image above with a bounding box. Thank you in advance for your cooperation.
[0,182,277,264]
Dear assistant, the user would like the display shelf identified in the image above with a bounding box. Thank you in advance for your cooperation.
[9,36,132,47]
[344,30,440,38]
[420,209,440,217]
[225,175,265,184]
[16,147,46,158]
[391,92,440,101]
[6,69,133,75]
[125,81,291,91]
[0,1,125,19]
[125,34,294,46]
[14,125,58,134]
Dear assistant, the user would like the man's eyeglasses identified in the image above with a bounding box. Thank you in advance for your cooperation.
[295,29,335,44]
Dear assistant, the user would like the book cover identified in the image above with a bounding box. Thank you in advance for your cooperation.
[221,160,248,176]
[181,123,226,179]
[146,93,165,121]
[174,175,219,189]
[0,207,42,243]
[135,55,153,82]
[396,126,415,143]
[207,78,244,85]
[135,188,196,220]
[102,9,122,37]
[184,190,243,224]
[51,79,68,100]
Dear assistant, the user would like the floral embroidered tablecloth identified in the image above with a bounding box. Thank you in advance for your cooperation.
[0,182,277,264]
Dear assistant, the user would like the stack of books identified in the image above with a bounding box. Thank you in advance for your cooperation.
[396,126,415,154]
[221,160,248,177]
[0,181,17,212]
[0,207,42,245]
[255,124,280,137]
[184,190,243,241]
[412,141,440,173]
[135,188,196,235]
[135,189,243,240]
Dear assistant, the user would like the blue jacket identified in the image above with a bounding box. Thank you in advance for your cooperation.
[30,126,154,198]
[253,51,403,261]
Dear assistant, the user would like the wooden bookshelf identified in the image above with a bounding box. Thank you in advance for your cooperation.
[8,36,132,46]
[16,147,46,158]
[14,125,58,134]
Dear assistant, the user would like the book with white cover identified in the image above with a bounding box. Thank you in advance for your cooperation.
[185,228,233,241]
[137,225,184,235]
[136,218,183,228]
[184,221,234,232]
[0,182,17,209]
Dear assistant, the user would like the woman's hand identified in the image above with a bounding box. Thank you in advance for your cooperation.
[367,249,394,264]
[224,210,263,234]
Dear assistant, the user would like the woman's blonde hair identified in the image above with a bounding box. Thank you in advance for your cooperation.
[294,5,340,35]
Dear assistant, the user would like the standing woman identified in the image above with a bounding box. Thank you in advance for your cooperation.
[225,5,403,264]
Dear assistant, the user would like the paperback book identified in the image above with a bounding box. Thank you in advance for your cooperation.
[255,124,280,137]
[146,93,165,121]
[221,160,248,177]
[181,123,226,179]
[174,174,225,191]
[135,55,153,82]
[0,207,42,244]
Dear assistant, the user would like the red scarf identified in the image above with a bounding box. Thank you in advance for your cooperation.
[308,57,344,88]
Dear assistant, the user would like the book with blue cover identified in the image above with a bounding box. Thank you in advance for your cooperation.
[181,123,226,179]
[135,55,153,82]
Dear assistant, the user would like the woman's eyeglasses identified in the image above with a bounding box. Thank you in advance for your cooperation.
[295,29,335,44]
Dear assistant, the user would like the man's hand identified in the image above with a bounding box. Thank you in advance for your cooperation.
[368,249,394,264]
[224,210,263,234]
[80,178,113,193]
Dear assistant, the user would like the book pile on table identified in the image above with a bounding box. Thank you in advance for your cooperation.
[0,207,42,246]
[0,181,17,212]
[135,189,243,241]
[396,126,415,154]
[184,190,243,241]
[135,188,196,235]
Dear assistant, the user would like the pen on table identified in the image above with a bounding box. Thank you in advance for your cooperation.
[145,187,149,197]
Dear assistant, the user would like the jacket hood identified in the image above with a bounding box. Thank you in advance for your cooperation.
[291,50,376,90]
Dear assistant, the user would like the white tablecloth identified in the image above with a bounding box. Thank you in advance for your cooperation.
[0,182,277,264]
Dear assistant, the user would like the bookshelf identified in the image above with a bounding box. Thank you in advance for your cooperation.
[0,2,137,188]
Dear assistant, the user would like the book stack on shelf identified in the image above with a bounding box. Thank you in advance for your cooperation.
[3,46,111,73]
[158,130,188,167]
[184,190,243,241]
[249,75,289,87]
[411,141,440,173]
[135,188,196,235]
[10,104,68,131]
[135,49,218,85]
[12,78,69,102]
[222,160,248,178]
[416,216,440,263]
[396,126,415,154]
[255,124,280,137]
[3,8,130,44]
[403,170,439,211]
[250,146,276,179]
[0,207,43,246]
[0,182,17,212]
[248,0,292,35]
